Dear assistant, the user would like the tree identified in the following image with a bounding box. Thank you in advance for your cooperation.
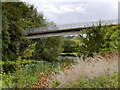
[102,25,119,54]
[75,21,107,58]
[75,21,118,58]
[2,2,46,61]
[33,36,64,62]
[63,37,77,53]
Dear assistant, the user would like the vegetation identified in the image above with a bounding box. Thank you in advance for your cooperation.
[63,37,77,53]
[1,1,119,89]
[74,25,119,58]
[33,36,63,62]
[2,2,63,62]
[102,25,119,53]
[2,57,73,88]
[64,71,118,88]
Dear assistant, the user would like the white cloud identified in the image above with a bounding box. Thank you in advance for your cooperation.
[22,0,118,24]
[75,6,86,13]
[38,3,87,14]
[38,3,74,14]
[41,3,58,13]
[59,5,74,13]
[22,0,119,3]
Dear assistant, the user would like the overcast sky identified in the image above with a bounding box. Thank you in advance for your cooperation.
[22,0,119,25]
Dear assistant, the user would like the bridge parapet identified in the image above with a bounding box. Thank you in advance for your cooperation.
[25,19,118,34]
[57,19,117,29]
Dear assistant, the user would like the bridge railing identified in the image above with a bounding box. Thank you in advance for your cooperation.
[57,19,117,29]
[25,19,118,34]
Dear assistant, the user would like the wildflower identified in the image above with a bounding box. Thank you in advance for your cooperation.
[64,62,67,64]
[21,86,24,88]
[64,66,66,68]
[50,66,52,69]
[28,85,30,88]
[43,70,46,73]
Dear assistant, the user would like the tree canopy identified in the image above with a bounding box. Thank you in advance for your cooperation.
[2,2,63,61]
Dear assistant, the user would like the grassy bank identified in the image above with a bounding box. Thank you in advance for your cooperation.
[64,70,118,88]
[54,54,118,88]
[2,58,75,88]
[2,54,118,88]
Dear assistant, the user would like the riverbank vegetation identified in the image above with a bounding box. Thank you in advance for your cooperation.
[1,2,119,88]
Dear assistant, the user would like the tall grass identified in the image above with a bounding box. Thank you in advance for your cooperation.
[53,53,118,88]
[64,70,118,88]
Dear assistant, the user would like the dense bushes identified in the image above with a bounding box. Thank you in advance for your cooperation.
[2,2,64,63]
[2,58,37,73]
[2,2,47,61]
[74,24,119,58]
[101,25,119,54]
[63,37,77,53]
[33,37,64,62]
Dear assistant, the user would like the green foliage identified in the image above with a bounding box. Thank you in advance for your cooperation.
[64,71,118,88]
[34,36,64,62]
[75,22,118,58]
[2,58,74,88]
[2,57,23,88]
[2,60,15,73]
[63,37,77,53]
[2,2,46,61]
[2,12,11,60]
[2,59,38,73]
[21,43,36,59]
[2,2,64,62]
[51,80,60,88]
[101,25,120,54]
[75,24,104,57]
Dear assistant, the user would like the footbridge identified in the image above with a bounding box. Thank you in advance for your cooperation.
[25,19,118,39]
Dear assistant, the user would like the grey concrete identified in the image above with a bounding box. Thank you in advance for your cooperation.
[27,31,81,39]
[25,19,118,39]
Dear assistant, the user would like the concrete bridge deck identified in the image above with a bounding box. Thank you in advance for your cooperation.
[25,19,118,39]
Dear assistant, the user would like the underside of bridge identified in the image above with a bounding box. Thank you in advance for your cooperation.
[26,27,85,39]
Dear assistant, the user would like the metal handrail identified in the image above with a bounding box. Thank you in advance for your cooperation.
[25,19,118,34]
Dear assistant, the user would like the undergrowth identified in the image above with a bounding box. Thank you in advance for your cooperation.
[64,70,118,88]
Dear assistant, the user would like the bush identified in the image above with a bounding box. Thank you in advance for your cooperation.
[34,37,64,62]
